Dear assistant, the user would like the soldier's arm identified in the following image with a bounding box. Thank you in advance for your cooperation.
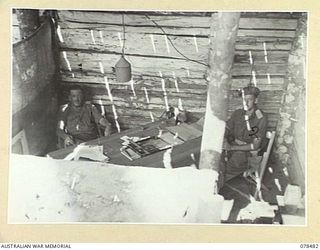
[56,106,75,146]
[225,137,261,151]
[224,110,267,151]
[224,110,238,143]
[91,105,112,136]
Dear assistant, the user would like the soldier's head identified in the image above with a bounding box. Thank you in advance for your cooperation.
[68,86,84,107]
[242,86,260,111]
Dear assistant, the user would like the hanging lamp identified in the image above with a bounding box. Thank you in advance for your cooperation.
[115,14,132,83]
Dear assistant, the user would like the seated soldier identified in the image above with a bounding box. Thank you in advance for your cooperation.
[57,86,112,147]
[221,85,268,183]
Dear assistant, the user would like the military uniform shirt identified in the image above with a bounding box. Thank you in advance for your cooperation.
[226,107,267,145]
[58,103,103,142]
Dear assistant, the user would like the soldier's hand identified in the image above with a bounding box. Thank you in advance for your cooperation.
[104,126,111,136]
[64,136,74,146]
[223,141,231,151]
[235,138,246,145]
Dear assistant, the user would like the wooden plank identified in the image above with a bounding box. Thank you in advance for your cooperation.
[58,28,292,61]
[59,51,287,78]
[235,37,293,51]
[239,17,297,30]
[227,105,281,114]
[58,11,212,28]
[238,29,295,38]
[59,22,211,36]
[59,44,290,66]
[59,29,210,60]
[60,73,209,87]
[241,12,301,19]
[93,93,207,109]
[234,51,289,64]
[59,51,208,78]
[59,21,297,41]
[232,76,285,89]
[231,63,288,76]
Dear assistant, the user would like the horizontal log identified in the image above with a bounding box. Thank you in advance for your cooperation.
[59,22,211,36]
[94,92,207,108]
[240,12,301,19]
[235,38,293,51]
[239,17,297,30]
[237,29,295,38]
[59,29,210,61]
[234,51,289,64]
[58,11,297,30]
[58,11,212,28]
[59,51,208,78]
[59,51,288,78]
[231,63,288,76]
[75,11,299,19]
[61,71,285,90]
[60,73,209,87]
[58,28,292,62]
[59,46,290,68]
[59,21,297,42]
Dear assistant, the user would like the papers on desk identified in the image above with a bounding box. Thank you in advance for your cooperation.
[119,123,202,161]
[64,144,109,162]
[120,132,184,161]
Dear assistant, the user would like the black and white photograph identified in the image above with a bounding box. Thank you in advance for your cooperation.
[9,9,307,225]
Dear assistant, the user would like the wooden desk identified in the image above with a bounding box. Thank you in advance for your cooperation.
[48,121,203,169]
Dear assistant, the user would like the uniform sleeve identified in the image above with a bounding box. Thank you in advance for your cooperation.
[225,110,237,142]
[255,113,268,141]
[56,105,68,130]
[91,104,103,124]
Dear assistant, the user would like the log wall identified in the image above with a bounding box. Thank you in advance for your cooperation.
[55,11,300,131]
[274,14,307,193]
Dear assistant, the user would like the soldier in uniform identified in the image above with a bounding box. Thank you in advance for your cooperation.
[57,86,112,147]
[221,85,268,183]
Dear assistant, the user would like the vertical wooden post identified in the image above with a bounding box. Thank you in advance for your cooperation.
[199,13,240,186]
[15,9,40,39]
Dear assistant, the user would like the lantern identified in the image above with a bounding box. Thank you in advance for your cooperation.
[115,14,132,83]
